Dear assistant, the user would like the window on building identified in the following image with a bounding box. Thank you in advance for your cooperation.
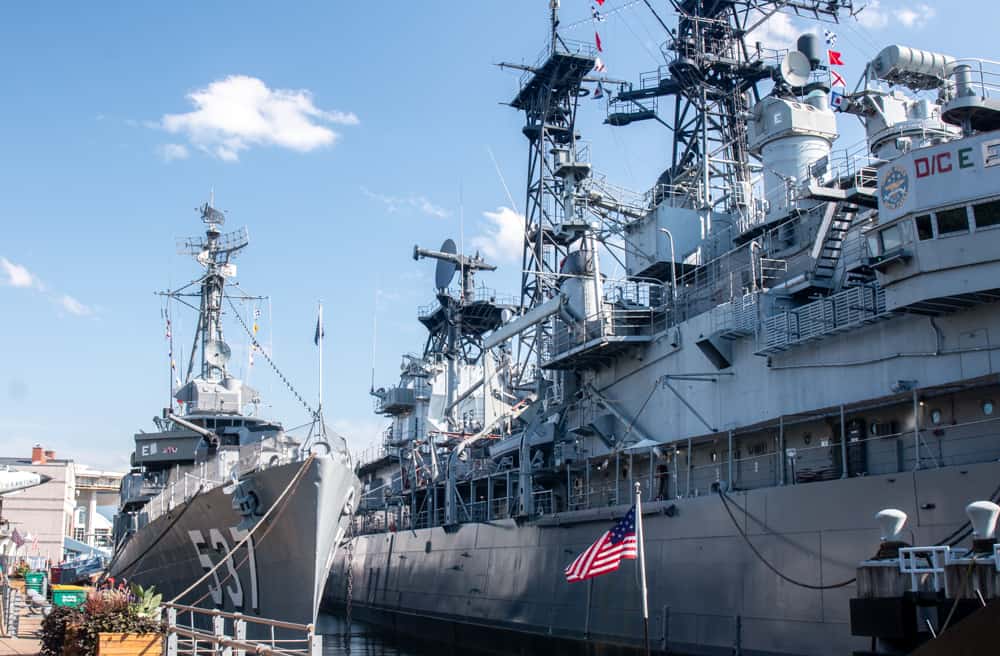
[973,199,1000,229]
[936,207,970,235]
[880,224,903,252]
[915,214,934,240]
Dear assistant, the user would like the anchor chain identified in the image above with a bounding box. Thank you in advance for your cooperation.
[343,514,355,651]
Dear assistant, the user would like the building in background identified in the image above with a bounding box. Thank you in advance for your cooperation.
[0,445,123,567]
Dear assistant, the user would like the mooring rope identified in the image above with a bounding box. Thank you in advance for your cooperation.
[718,489,857,590]
[169,454,316,604]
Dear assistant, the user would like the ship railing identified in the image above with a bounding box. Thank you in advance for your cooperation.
[757,283,888,355]
[945,58,1000,102]
[533,490,554,516]
[461,500,488,523]
[519,38,599,87]
[164,602,320,656]
[489,496,514,521]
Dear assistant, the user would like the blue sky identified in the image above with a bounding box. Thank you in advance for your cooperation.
[0,1,992,471]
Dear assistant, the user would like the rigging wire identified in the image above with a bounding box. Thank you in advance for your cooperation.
[226,294,317,419]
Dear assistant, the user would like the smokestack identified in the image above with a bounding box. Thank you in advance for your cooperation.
[31,444,46,465]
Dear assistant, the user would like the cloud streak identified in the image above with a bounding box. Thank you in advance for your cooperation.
[1,257,42,289]
[0,256,94,317]
[361,187,450,219]
[160,75,358,161]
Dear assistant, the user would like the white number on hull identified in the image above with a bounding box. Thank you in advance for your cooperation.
[187,527,260,612]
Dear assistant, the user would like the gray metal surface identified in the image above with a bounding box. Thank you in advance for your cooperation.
[328,461,1000,655]
[113,455,356,636]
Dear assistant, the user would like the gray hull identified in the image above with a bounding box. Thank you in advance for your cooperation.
[112,455,358,631]
[326,460,1000,655]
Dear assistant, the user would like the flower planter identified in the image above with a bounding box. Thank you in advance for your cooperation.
[96,632,163,656]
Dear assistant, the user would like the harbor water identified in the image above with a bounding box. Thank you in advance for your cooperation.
[318,613,492,656]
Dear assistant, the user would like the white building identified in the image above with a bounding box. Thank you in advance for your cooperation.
[0,445,123,567]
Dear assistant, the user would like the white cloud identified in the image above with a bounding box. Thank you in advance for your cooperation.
[1,256,94,318]
[361,187,450,219]
[1,257,41,289]
[748,11,800,51]
[157,143,189,162]
[59,295,93,316]
[471,207,524,263]
[856,0,890,29]
[896,3,935,28]
[161,75,358,161]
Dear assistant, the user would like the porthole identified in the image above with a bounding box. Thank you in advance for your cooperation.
[984,401,995,416]
[930,409,943,425]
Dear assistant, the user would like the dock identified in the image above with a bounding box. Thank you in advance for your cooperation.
[1,580,42,656]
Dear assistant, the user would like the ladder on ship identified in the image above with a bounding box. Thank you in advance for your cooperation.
[811,201,858,286]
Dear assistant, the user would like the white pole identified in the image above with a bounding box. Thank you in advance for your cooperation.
[635,481,650,655]
[318,301,324,425]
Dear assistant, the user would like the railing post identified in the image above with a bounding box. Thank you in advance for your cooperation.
[727,430,734,489]
[778,416,785,486]
[233,614,246,656]
[686,437,692,497]
[913,388,921,471]
[310,631,323,656]
[166,607,178,656]
[213,612,230,656]
[840,404,849,479]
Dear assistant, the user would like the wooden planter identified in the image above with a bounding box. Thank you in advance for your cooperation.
[96,633,163,656]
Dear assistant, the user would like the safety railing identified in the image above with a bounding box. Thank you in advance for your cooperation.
[899,546,952,596]
[945,58,1000,102]
[164,602,321,656]
[757,283,889,355]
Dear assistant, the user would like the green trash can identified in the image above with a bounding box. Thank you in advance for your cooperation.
[25,570,46,595]
[51,585,88,608]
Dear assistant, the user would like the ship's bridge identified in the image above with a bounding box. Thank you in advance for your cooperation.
[868,130,1000,314]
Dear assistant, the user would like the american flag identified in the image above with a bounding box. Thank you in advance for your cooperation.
[564,505,638,582]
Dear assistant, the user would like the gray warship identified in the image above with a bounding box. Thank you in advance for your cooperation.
[327,2,1000,654]
[109,199,360,631]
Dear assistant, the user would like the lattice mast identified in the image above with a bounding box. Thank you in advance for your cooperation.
[502,0,597,394]
[612,1,855,224]
[172,197,249,383]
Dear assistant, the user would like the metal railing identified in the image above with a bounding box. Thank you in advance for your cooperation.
[164,602,320,656]
[945,58,1000,102]
[757,283,889,355]
[899,546,952,596]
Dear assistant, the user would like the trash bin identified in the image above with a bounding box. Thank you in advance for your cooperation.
[51,584,88,608]
[25,571,46,596]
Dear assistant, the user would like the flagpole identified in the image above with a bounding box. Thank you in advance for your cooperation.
[317,300,324,432]
[635,481,650,656]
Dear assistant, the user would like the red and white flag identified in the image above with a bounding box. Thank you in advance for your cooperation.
[595,31,603,52]
[828,50,843,66]
[595,0,605,4]
[593,57,607,73]
[564,506,638,582]
[830,69,846,88]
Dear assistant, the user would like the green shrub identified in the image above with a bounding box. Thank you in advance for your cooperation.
[39,588,163,656]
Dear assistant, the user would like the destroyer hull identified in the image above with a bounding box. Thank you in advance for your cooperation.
[326,460,1000,656]
[112,455,358,632]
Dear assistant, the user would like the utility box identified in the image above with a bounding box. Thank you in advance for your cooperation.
[625,205,704,281]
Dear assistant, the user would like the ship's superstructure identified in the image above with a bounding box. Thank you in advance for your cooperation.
[110,199,359,633]
[330,3,1000,655]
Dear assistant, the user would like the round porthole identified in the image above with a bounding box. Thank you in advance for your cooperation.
[930,409,943,425]
[983,401,995,416]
